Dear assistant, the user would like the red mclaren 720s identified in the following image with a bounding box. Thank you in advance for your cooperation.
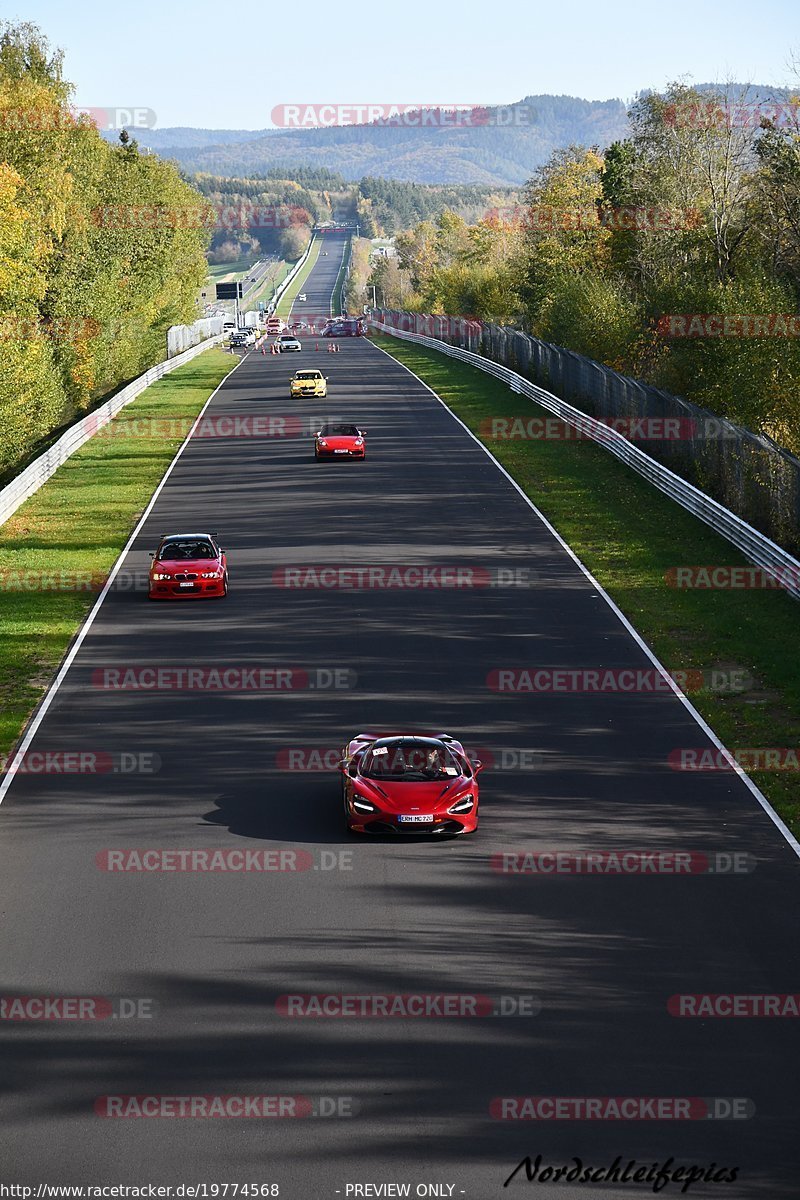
[339,733,482,835]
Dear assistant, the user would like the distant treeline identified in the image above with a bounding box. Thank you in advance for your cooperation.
[0,21,211,479]
[365,83,800,452]
[191,173,322,262]
[356,177,518,235]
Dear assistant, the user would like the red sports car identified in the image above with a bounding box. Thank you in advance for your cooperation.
[314,423,366,460]
[148,532,228,600]
[340,733,482,835]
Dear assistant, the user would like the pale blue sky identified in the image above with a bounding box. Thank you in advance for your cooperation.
[7,0,799,129]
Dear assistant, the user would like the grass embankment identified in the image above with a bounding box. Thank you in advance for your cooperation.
[207,258,254,283]
[275,238,322,318]
[330,238,350,315]
[0,348,234,765]
[372,333,800,837]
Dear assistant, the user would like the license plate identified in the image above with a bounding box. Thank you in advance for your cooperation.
[178,582,194,589]
[398,814,435,823]
[334,449,348,454]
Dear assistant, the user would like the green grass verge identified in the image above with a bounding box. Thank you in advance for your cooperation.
[275,239,322,318]
[245,259,290,311]
[330,239,350,314]
[372,332,800,836]
[206,257,255,284]
[0,348,234,766]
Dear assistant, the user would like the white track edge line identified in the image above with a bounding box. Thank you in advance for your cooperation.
[368,334,800,859]
[0,352,246,805]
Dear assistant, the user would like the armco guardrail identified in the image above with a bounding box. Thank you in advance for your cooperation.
[372,316,800,601]
[376,312,800,553]
[0,334,223,530]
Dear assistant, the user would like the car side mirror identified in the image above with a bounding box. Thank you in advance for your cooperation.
[149,552,154,558]
[473,760,484,774]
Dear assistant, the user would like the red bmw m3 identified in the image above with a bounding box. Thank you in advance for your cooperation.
[148,532,228,600]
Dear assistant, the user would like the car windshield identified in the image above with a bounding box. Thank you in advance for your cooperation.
[159,540,215,560]
[320,424,359,437]
[297,372,320,380]
[361,740,462,781]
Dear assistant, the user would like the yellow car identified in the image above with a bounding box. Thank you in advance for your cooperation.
[290,369,328,398]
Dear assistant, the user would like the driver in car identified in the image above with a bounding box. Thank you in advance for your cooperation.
[422,747,444,778]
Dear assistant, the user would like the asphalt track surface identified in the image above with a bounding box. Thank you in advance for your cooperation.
[1,231,799,1197]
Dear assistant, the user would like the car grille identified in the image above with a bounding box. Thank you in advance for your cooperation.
[364,819,465,835]
[173,573,198,581]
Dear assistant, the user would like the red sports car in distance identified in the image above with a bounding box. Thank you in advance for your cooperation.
[148,532,228,600]
[340,734,482,835]
[314,422,366,460]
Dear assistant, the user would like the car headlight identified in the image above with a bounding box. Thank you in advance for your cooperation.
[151,572,171,581]
[448,794,474,815]
[354,438,363,446]
[352,796,377,814]
[201,570,221,579]
[318,439,327,447]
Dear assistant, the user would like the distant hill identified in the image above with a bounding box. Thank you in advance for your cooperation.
[121,97,629,185]
[128,127,278,149]
[110,87,792,186]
